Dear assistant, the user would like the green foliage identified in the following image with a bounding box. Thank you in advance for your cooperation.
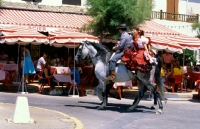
[0,0,2,6]
[83,0,152,39]
[191,22,200,38]
[173,49,196,64]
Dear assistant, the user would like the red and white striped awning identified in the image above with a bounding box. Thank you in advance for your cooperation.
[149,36,183,54]
[0,9,92,29]
[0,25,48,45]
[49,29,99,48]
[167,35,200,50]
[140,21,181,36]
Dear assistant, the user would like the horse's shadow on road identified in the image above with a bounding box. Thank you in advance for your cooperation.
[64,101,155,114]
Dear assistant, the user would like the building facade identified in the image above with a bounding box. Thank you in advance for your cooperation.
[152,0,200,62]
[153,0,200,15]
[2,0,87,7]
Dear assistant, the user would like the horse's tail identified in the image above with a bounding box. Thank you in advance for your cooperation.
[154,55,165,99]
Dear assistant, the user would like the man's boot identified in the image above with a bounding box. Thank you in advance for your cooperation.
[105,70,116,81]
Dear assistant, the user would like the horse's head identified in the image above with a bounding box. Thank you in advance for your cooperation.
[75,41,91,62]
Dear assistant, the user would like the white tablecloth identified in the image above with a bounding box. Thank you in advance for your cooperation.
[0,70,6,80]
[0,63,18,71]
[53,74,72,83]
[113,80,133,89]
[51,66,70,74]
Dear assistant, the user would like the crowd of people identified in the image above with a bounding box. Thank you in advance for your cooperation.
[160,52,200,92]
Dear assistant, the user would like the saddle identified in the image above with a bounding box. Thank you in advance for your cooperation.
[110,53,135,73]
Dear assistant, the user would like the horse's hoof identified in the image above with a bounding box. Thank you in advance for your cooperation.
[156,109,162,115]
[127,107,134,112]
[97,106,104,110]
[150,105,156,110]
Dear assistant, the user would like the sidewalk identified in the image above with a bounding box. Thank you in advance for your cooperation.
[0,102,84,129]
[1,81,199,99]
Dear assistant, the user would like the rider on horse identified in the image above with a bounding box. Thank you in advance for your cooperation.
[105,24,133,81]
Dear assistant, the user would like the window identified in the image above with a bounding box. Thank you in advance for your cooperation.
[22,0,42,2]
[62,0,81,6]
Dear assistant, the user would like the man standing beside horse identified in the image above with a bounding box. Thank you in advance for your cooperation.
[105,24,133,81]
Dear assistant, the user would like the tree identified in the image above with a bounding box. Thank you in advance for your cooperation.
[83,0,153,41]
[173,49,196,65]
[191,22,200,38]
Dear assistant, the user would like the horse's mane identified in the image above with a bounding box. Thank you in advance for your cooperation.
[88,42,112,64]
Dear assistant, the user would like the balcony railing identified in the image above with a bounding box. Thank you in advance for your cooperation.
[151,10,199,23]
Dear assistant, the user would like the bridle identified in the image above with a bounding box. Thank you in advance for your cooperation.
[77,41,105,62]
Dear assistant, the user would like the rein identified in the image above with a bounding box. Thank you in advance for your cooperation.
[85,51,109,62]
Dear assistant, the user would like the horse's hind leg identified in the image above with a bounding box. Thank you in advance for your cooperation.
[128,81,145,111]
[136,71,163,114]
[148,85,163,114]
[150,93,157,110]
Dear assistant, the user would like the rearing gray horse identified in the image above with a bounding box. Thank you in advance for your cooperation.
[75,41,164,114]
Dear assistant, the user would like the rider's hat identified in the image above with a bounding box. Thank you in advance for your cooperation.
[116,24,127,29]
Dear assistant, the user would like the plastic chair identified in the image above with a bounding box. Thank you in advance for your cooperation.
[195,80,200,91]
[32,69,42,83]
[37,73,51,94]
[0,71,15,92]
[83,67,94,86]
[170,75,184,93]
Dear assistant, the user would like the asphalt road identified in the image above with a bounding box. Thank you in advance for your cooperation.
[0,92,200,129]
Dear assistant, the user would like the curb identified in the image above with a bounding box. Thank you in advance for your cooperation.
[85,89,196,99]
[0,102,85,129]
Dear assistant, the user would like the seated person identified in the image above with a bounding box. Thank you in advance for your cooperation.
[40,61,58,89]
[52,54,60,67]
[168,60,184,92]
[58,57,66,67]
[0,50,8,61]
[36,53,48,72]
[69,62,81,85]
[160,63,167,83]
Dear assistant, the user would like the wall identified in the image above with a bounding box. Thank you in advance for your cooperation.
[2,0,87,7]
[153,0,200,15]
[152,19,197,36]
[152,19,200,62]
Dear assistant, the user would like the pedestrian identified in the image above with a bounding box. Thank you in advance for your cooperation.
[162,51,175,72]
[21,46,36,83]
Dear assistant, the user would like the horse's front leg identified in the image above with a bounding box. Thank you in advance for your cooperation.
[97,81,107,110]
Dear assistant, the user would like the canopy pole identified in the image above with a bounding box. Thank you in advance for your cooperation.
[69,43,79,98]
[18,45,28,94]
[183,49,185,66]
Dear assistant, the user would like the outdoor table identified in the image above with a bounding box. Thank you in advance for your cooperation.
[113,80,133,89]
[51,66,70,74]
[53,73,73,95]
[0,70,6,80]
[0,63,18,71]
